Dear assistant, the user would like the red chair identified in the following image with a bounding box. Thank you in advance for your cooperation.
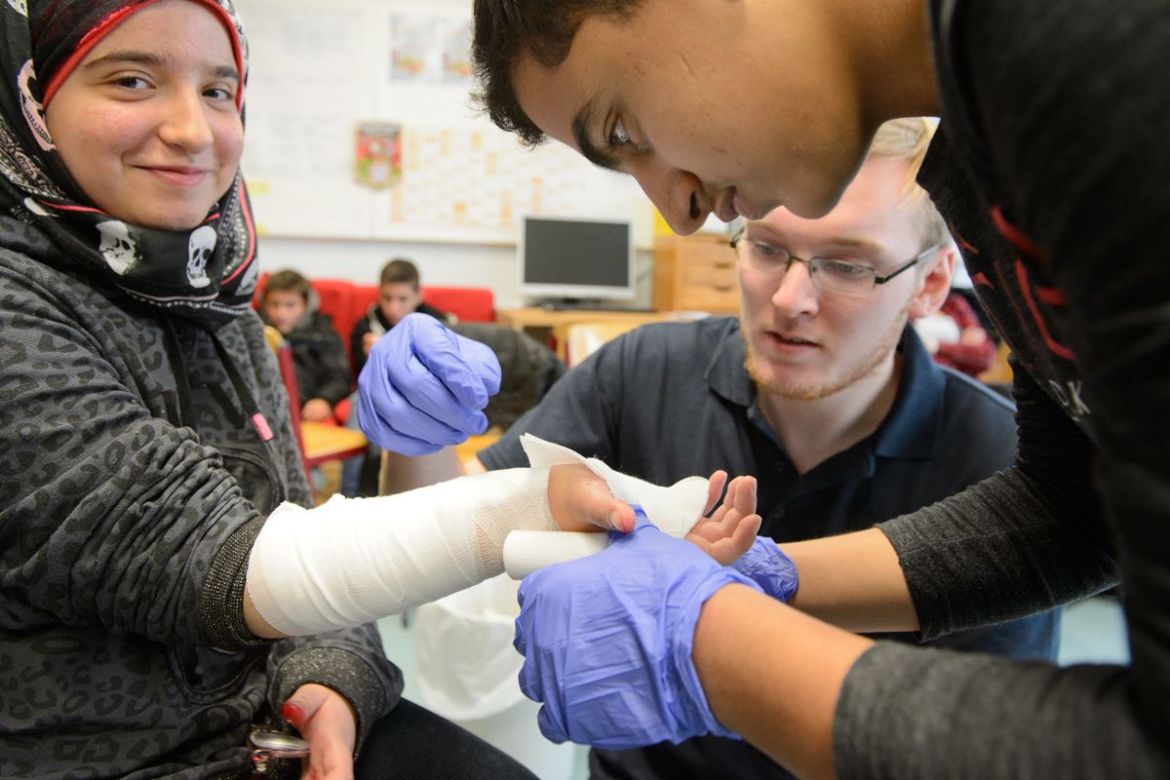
[422,285,495,323]
[264,326,367,501]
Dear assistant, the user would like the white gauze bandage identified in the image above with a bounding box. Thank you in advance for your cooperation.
[501,434,710,578]
[247,466,556,636]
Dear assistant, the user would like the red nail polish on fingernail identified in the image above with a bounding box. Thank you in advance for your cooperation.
[281,701,305,726]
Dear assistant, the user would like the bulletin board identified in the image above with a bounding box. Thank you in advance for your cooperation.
[235,0,653,245]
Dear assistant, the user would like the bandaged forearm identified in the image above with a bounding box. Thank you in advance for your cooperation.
[246,467,556,636]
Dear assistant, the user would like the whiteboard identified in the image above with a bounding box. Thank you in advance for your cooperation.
[235,0,653,246]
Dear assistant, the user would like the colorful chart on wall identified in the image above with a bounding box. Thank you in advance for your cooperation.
[235,0,652,245]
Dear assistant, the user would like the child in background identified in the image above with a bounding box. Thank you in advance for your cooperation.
[350,257,453,377]
[261,269,351,423]
[343,258,453,495]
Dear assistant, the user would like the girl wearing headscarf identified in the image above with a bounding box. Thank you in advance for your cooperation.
[0,1,727,776]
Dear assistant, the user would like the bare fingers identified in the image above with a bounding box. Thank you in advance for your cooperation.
[686,512,762,565]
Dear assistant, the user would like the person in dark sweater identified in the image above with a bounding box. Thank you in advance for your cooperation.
[261,269,351,423]
[357,0,1170,777]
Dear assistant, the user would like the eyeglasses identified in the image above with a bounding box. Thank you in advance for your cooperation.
[729,229,940,298]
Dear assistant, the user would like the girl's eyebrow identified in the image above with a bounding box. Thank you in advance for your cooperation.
[82,50,240,82]
[571,98,621,171]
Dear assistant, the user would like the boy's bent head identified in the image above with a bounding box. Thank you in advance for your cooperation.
[472,0,940,236]
[472,0,644,146]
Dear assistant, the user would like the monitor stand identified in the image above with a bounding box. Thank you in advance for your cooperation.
[538,298,605,311]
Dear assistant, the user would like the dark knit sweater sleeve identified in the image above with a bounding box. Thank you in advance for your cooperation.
[833,0,1170,776]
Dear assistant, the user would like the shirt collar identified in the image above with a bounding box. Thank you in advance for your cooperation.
[872,325,946,460]
[705,321,946,461]
[704,320,756,408]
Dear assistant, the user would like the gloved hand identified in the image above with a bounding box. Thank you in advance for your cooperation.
[731,537,799,602]
[357,313,501,455]
[514,508,762,749]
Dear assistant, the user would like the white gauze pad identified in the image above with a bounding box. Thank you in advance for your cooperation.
[501,434,709,578]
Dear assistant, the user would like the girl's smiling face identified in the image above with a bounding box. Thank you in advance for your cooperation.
[44,0,244,231]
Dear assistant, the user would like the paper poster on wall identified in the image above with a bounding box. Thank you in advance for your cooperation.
[440,17,473,85]
[388,125,606,232]
[235,0,651,244]
[388,12,473,86]
[389,14,436,81]
[354,122,402,190]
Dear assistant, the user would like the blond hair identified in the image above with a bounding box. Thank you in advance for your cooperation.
[730,117,949,249]
[866,117,948,248]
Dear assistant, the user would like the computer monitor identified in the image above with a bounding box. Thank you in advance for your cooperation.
[518,215,635,305]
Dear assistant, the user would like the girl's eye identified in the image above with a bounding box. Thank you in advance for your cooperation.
[205,86,236,101]
[113,76,150,90]
[609,117,632,147]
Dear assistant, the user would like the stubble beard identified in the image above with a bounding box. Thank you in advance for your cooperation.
[742,300,912,402]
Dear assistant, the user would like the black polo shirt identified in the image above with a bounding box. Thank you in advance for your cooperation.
[481,316,1058,780]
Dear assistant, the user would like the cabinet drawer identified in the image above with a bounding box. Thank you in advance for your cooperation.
[682,257,738,289]
[677,284,740,312]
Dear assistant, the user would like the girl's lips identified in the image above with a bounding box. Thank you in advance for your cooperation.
[143,166,210,186]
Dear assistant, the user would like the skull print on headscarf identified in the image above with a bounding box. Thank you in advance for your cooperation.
[0,0,258,328]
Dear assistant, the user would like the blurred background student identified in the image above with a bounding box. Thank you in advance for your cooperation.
[261,268,351,423]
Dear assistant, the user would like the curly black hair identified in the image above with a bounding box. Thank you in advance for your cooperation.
[471,0,644,145]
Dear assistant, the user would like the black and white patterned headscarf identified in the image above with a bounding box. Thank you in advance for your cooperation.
[0,0,258,327]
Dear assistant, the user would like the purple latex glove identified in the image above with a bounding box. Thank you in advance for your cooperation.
[514,508,762,749]
[357,313,501,455]
[732,537,799,602]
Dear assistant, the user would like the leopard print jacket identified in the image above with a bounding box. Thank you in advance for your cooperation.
[0,218,401,778]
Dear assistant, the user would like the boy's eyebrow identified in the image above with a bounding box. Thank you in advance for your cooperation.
[571,99,621,171]
[82,50,240,82]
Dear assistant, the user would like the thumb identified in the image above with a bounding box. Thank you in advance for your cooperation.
[282,683,329,730]
[537,704,569,744]
[459,336,503,397]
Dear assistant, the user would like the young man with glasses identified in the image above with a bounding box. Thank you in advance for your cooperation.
[466,118,1056,780]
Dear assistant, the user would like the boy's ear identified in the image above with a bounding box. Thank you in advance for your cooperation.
[908,244,955,319]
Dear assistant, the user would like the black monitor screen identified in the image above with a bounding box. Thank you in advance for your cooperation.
[521,217,632,299]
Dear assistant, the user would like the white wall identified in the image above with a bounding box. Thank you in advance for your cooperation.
[235,0,656,310]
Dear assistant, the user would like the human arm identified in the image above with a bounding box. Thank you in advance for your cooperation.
[828,1,1170,775]
[513,518,865,779]
[243,461,633,638]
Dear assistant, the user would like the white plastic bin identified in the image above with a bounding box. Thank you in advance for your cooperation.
[413,574,580,780]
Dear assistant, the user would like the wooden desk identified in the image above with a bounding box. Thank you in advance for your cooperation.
[496,307,681,331]
[301,421,368,464]
[496,307,692,362]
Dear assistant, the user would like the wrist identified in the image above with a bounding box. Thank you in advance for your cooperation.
[732,537,799,602]
[672,572,762,740]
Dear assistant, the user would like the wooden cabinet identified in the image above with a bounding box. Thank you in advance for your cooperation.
[652,233,740,314]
